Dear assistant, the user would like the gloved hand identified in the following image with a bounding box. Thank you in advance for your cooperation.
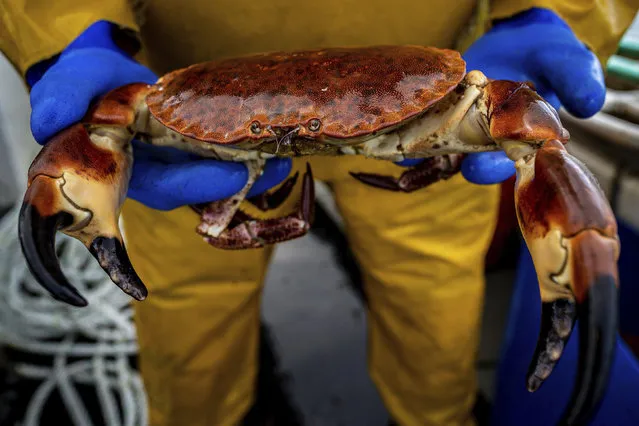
[27,20,292,211]
[398,8,606,184]
[460,7,606,184]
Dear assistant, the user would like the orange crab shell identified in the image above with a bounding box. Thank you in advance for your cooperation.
[144,45,466,144]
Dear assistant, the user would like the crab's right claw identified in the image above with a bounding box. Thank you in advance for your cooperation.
[514,140,620,425]
[18,123,147,306]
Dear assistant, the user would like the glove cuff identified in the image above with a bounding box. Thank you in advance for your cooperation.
[63,21,132,56]
[26,20,135,87]
[492,7,571,32]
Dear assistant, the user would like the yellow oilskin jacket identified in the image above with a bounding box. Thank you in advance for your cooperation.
[1,1,638,426]
[1,0,637,76]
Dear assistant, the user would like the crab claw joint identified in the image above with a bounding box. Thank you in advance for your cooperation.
[18,123,147,306]
[513,139,620,425]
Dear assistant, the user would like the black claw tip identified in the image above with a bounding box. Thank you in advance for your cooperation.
[527,375,543,393]
[559,275,618,426]
[89,237,148,301]
[527,299,577,393]
[18,202,88,307]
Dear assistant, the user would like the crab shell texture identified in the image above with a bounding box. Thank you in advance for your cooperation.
[143,45,467,148]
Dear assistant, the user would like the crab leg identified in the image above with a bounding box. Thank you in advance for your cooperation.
[513,139,619,424]
[18,83,153,306]
[350,154,464,192]
[248,172,299,211]
[197,164,315,249]
[194,159,267,237]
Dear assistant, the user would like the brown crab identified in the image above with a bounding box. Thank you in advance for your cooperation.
[18,45,619,425]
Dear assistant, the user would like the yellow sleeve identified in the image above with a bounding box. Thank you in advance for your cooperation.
[490,0,639,67]
[0,0,140,76]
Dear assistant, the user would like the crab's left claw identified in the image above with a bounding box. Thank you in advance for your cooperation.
[19,123,147,306]
[514,139,620,425]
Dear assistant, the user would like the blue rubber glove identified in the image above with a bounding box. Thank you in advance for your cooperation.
[28,20,292,211]
[398,8,606,184]
[460,7,606,184]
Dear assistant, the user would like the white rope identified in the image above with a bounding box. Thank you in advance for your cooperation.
[0,203,147,426]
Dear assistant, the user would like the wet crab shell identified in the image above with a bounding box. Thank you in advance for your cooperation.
[144,45,466,145]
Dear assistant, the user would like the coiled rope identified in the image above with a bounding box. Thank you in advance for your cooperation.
[0,203,147,426]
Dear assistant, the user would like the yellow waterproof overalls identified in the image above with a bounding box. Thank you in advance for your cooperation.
[1,0,635,424]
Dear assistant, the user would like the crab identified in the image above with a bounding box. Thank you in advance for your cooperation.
[18,45,619,425]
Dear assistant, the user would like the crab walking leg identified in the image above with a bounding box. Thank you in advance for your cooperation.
[18,123,146,306]
[197,164,315,249]
[513,140,619,425]
[350,154,465,192]
[195,159,267,237]
[248,172,299,211]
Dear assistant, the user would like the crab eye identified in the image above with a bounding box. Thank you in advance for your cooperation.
[250,121,262,134]
[308,118,321,132]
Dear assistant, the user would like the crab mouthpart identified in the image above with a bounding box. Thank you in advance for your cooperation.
[269,125,302,153]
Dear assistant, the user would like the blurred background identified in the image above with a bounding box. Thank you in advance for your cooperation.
[0,13,638,426]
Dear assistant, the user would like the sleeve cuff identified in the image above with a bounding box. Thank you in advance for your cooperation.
[0,3,140,76]
[489,0,639,68]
